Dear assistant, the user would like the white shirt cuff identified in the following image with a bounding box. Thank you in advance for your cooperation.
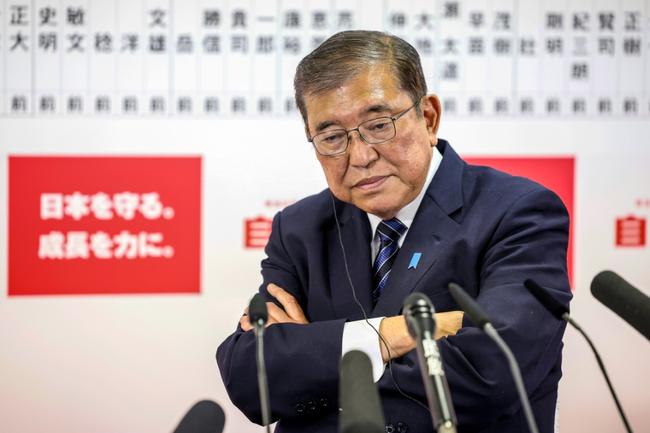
[341,317,386,382]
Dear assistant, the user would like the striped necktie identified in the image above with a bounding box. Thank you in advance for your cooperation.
[372,218,407,305]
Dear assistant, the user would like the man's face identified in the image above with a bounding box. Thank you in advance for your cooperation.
[304,65,441,220]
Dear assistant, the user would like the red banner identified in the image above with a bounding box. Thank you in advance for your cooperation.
[465,157,575,283]
[9,156,201,296]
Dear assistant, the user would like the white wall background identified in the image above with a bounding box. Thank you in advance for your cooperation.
[1,119,649,433]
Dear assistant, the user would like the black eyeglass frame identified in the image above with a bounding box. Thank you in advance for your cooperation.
[307,97,423,157]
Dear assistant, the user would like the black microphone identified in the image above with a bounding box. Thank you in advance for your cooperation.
[448,283,539,433]
[523,278,633,433]
[403,292,457,433]
[591,270,650,341]
[248,294,272,432]
[339,350,385,433]
[249,293,268,327]
[172,400,225,433]
[523,279,568,320]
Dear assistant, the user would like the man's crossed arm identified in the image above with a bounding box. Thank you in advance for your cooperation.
[240,283,464,363]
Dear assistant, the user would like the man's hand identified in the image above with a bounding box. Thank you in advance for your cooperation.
[239,283,310,331]
[379,311,464,363]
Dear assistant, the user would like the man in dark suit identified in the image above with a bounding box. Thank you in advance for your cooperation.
[217,31,571,433]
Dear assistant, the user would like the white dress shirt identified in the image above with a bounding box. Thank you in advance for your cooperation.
[341,146,443,381]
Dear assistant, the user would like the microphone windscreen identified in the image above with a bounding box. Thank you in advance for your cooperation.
[523,279,568,320]
[448,282,490,328]
[403,292,436,338]
[403,292,435,311]
[248,293,268,324]
[339,350,385,433]
[591,270,650,340]
[173,400,226,433]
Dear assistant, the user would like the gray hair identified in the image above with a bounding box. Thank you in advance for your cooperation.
[294,30,427,124]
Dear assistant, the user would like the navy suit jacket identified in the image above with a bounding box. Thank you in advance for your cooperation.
[217,139,572,433]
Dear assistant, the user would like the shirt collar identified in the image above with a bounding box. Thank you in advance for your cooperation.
[367,145,443,235]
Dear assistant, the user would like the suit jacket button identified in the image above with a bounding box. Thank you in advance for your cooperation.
[295,403,305,414]
[385,424,395,433]
[396,422,408,432]
[319,398,329,409]
[307,400,317,413]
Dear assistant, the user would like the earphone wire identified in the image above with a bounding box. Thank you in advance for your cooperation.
[330,193,432,415]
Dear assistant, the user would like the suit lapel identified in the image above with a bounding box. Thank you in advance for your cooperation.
[371,196,459,315]
[372,140,465,316]
[326,200,374,319]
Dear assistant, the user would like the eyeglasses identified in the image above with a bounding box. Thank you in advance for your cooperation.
[308,98,422,157]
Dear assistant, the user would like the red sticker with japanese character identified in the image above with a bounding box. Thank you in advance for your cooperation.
[243,216,273,249]
[8,156,201,295]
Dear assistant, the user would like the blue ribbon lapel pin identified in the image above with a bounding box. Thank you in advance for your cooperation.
[408,252,422,269]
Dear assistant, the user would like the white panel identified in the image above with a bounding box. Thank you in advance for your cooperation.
[463,0,489,105]
[0,2,8,116]
[566,0,595,115]
[88,0,117,115]
[198,0,225,115]
[143,0,170,114]
[224,0,253,115]
[0,0,4,115]
[61,0,89,114]
[618,0,644,101]
[5,1,33,114]
[539,0,569,116]
[437,0,466,115]
[278,0,306,117]
[251,0,278,116]
[409,1,437,93]
[115,0,145,115]
[171,0,199,115]
[516,0,542,115]
[486,0,515,115]
[34,0,62,115]
[646,0,650,115]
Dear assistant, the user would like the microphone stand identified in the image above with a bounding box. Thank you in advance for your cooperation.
[449,282,539,433]
[482,323,539,433]
[253,320,272,433]
[413,330,457,433]
[404,293,457,433]
[523,278,633,433]
[562,313,633,433]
